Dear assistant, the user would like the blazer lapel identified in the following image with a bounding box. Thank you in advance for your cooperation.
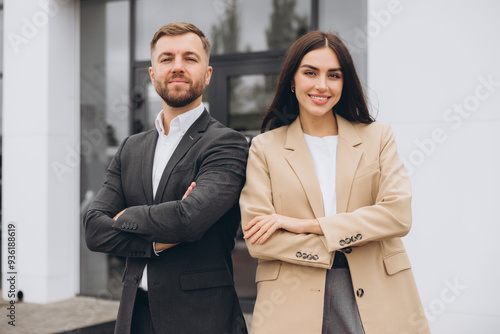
[141,130,158,205]
[284,117,325,218]
[336,115,363,213]
[153,110,210,204]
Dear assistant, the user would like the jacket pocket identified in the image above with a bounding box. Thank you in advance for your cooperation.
[383,251,412,275]
[180,268,233,291]
[255,261,282,283]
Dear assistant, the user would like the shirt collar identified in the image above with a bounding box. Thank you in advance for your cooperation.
[155,103,205,137]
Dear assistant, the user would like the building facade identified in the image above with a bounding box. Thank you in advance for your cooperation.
[2,0,500,333]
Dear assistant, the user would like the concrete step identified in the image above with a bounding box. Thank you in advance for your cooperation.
[0,294,119,334]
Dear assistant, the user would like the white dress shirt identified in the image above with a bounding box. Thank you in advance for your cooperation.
[303,134,338,217]
[139,103,205,290]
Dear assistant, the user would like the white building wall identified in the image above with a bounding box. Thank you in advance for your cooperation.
[2,0,80,303]
[367,0,500,332]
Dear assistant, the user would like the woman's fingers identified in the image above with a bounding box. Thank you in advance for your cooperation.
[243,216,266,241]
[244,215,281,244]
[258,222,281,244]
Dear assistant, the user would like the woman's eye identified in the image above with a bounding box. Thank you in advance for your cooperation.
[304,71,315,76]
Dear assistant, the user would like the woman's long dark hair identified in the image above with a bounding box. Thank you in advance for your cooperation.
[261,31,374,132]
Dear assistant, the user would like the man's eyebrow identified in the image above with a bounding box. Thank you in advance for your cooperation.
[299,64,342,72]
[183,51,201,58]
[157,51,201,60]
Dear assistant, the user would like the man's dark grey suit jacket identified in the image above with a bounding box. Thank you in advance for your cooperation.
[83,110,249,334]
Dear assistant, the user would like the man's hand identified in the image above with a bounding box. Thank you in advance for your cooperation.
[113,209,126,220]
[182,182,196,200]
[155,182,197,252]
[155,242,178,252]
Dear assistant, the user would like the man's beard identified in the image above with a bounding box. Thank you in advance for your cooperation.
[155,74,206,108]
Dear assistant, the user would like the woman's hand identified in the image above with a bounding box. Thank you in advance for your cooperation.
[243,214,323,244]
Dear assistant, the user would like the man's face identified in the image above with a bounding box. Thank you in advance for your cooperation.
[149,33,212,109]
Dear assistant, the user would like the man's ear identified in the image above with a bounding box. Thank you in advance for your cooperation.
[148,67,155,84]
[205,66,213,85]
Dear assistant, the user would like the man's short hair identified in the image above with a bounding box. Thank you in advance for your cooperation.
[150,22,211,59]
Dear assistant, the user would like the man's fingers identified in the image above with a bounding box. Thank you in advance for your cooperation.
[182,182,196,200]
[113,208,126,221]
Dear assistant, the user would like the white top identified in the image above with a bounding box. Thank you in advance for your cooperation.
[140,103,205,290]
[303,134,338,217]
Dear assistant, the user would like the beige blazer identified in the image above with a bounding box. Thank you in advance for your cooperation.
[240,115,430,334]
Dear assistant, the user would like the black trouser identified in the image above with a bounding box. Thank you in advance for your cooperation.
[131,289,156,334]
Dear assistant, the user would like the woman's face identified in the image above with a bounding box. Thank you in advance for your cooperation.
[292,47,343,119]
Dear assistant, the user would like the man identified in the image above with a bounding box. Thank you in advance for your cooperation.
[83,22,248,334]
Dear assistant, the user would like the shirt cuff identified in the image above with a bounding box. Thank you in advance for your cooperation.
[152,242,163,256]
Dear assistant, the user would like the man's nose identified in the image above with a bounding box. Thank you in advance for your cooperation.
[171,58,185,73]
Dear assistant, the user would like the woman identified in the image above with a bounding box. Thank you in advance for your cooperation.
[239,31,430,334]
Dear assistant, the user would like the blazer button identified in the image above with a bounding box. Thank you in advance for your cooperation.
[356,288,364,298]
[296,251,302,258]
[307,254,313,260]
[350,236,356,243]
[132,224,137,230]
[344,247,352,254]
[345,237,351,245]
[302,253,308,259]
[313,255,319,261]
[356,233,362,240]
[133,275,140,283]
[339,240,346,246]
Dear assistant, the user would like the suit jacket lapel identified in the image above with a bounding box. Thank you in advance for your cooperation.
[336,115,363,213]
[141,130,158,205]
[284,117,325,218]
[153,110,210,204]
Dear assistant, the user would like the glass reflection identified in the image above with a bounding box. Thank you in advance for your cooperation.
[229,74,278,139]
[135,0,310,60]
[80,0,130,299]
